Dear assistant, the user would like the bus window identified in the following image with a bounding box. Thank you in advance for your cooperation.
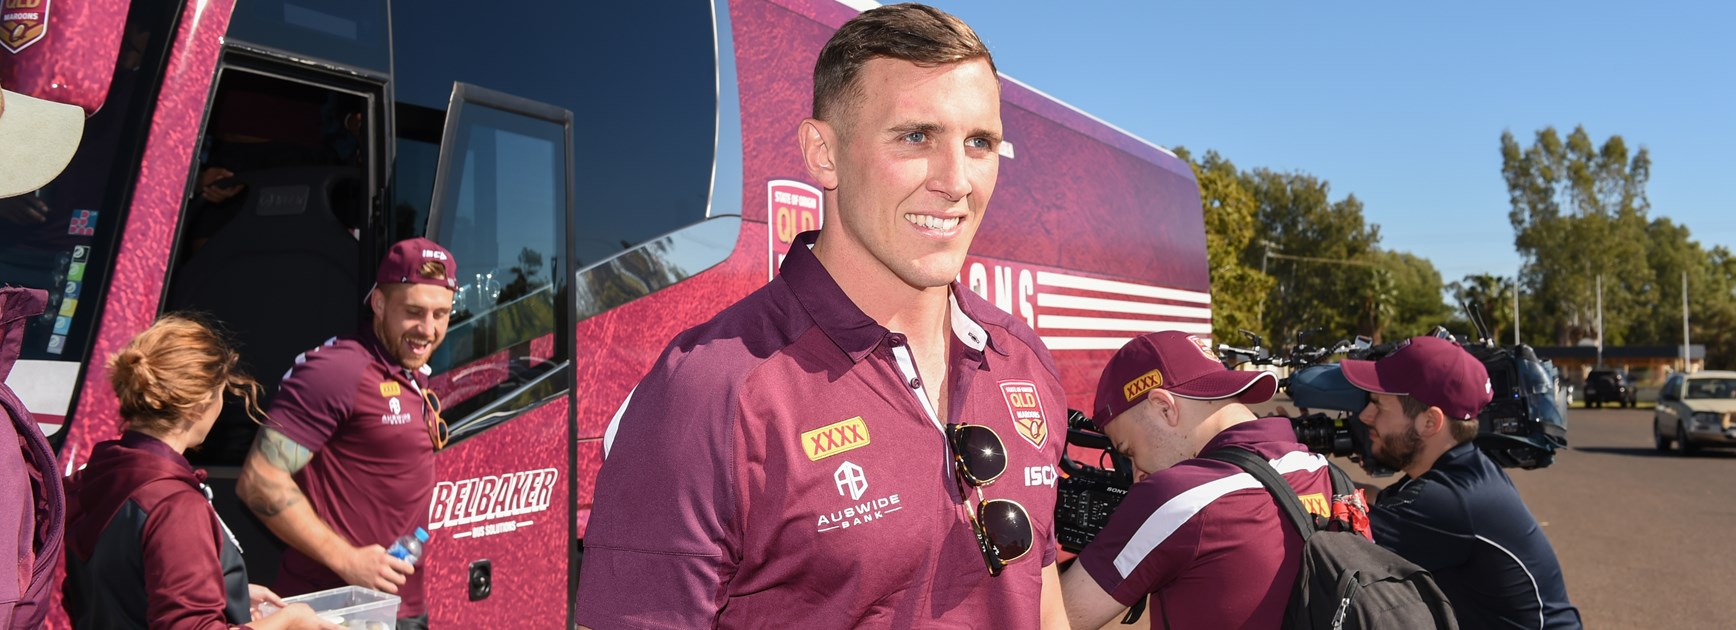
[389,0,717,269]
[0,1,178,437]
[423,84,571,439]
[225,0,390,76]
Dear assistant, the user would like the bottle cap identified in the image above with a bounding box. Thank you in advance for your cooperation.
[414,527,430,543]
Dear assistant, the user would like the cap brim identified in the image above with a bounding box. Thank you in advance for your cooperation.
[1168,370,1278,405]
[1339,358,1405,396]
[0,89,85,198]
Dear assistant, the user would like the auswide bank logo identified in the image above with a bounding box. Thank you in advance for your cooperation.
[428,467,558,539]
[816,461,902,533]
[834,461,867,500]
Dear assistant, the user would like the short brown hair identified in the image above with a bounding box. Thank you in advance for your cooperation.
[418,260,447,281]
[108,315,266,435]
[812,3,996,124]
[1399,394,1478,444]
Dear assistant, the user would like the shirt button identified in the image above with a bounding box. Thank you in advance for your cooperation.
[909,377,922,389]
[887,335,904,348]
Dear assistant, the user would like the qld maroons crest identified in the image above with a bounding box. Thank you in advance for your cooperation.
[998,380,1048,449]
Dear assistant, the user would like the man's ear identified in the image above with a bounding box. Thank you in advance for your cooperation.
[1417,406,1449,438]
[369,288,386,318]
[798,118,840,190]
[1146,389,1181,428]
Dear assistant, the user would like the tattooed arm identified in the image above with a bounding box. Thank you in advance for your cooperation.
[237,428,414,593]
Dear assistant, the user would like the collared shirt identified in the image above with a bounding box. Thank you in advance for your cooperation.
[1078,418,1332,628]
[576,231,1066,629]
[1371,441,1582,630]
[266,329,437,617]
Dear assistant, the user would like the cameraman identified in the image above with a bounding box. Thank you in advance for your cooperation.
[1341,336,1582,629]
[1061,331,1332,628]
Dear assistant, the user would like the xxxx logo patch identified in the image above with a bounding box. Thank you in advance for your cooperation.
[1299,493,1330,518]
[802,416,870,461]
[999,380,1049,449]
[1123,369,1163,402]
[380,381,402,397]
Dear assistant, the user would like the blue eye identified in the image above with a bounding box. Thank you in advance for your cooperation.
[967,137,993,150]
[903,131,928,143]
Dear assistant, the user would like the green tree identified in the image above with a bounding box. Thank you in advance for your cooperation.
[1501,126,1652,346]
[1246,169,1381,345]
[1175,147,1276,341]
[1377,250,1452,340]
[1448,273,1517,342]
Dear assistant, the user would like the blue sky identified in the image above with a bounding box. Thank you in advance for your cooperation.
[925,1,1736,283]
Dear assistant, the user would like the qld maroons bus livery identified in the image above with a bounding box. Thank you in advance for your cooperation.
[1,0,1210,626]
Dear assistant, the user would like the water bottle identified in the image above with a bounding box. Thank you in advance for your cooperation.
[387,527,429,566]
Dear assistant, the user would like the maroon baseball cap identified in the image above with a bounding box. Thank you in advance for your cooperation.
[1339,336,1492,420]
[1091,331,1277,429]
[374,238,457,291]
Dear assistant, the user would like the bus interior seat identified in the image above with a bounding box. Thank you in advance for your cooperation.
[168,165,363,463]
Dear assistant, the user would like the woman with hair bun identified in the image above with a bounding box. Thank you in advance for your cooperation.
[63,315,335,630]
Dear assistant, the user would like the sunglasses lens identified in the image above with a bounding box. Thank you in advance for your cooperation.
[979,499,1033,562]
[951,425,1007,484]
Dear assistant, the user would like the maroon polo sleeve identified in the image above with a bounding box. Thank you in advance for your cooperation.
[1077,479,1205,606]
[141,490,238,630]
[266,346,360,452]
[574,343,743,629]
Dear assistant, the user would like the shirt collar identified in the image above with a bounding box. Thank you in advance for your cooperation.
[780,230,1002,362]
[361,326,429,383]
[120,430,194,474]
[1197,416,1297,454]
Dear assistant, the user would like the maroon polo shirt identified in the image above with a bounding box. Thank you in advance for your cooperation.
[1078,418,1332,627]
[577,231,1066,629]
[266,329,436,617]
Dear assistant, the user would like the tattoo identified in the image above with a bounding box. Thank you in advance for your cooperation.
[257,428,315,474]
[241,428,315,519]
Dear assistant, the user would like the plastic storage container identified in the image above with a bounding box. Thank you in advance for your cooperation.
[263,585,400,629]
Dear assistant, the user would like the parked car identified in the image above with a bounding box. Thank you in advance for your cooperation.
[1584,368,1636,408]
[1653,370,1736,454]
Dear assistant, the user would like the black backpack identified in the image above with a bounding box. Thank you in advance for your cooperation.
[1201,448,1458,630]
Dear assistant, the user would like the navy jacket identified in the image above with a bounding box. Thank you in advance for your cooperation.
[1371,441,1582,630]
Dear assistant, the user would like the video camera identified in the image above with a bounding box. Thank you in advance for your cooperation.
[1224,316,1570,474]
[1056,409,1133,553]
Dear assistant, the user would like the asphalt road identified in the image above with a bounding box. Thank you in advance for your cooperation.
[1318,405,1736,629]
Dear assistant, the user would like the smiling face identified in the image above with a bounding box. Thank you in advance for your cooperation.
[371,283,455,371]
[807,57,1002,290]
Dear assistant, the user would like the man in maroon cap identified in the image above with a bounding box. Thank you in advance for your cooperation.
[1061,330,1334,628]
[1343,336,1581,629]
[237,238,458,630]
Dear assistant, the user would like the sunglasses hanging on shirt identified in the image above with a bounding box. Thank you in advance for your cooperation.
[946,423,1033,577]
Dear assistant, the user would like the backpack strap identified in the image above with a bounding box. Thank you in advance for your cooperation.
[1200,447,1316,539]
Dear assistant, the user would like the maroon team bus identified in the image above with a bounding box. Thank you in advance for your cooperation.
[1,0,1211,625]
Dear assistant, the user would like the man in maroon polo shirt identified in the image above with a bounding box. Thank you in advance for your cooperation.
[576,4,1068,628]
[236,238,456,630]
[1061,331,1334,628]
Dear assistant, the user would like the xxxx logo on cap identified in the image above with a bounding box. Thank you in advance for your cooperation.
[1123,369,1164,402]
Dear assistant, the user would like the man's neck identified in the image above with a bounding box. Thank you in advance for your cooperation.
[811,232,953,335]
[1403,439,1458,479]
[1188,402,1259,457]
